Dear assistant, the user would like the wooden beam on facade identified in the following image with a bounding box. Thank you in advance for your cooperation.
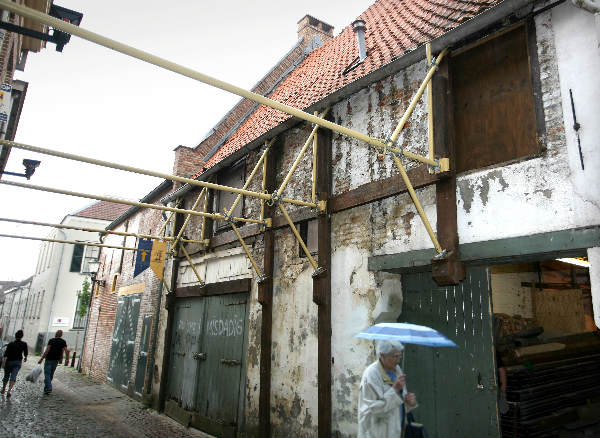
[329,164,440,213]
[175,278,251,298]
[313,125,332,438]
[431,57,465,285]
[258,141,278,438]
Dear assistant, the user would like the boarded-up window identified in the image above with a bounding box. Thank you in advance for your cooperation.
[451,25,538,173]
[215,161,245,230]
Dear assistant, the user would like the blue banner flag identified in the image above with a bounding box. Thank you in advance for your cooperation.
[134,238,154,277]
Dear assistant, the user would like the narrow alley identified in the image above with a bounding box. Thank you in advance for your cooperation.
[0,359,212,438]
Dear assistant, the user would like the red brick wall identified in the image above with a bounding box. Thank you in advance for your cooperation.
[81,186,173,394]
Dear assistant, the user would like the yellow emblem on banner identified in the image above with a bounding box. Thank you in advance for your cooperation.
[150,241,167,280]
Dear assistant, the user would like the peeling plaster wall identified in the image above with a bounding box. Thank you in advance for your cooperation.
[269,228,318,437]
[330,207,403,436]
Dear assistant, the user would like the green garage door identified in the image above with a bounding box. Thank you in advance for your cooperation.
[167,292,248,437]
[401,267,499,438]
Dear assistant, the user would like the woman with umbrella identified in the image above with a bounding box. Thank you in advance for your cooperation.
[357,340,418,438]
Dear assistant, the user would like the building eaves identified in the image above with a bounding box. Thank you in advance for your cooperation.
[163,0,537,203]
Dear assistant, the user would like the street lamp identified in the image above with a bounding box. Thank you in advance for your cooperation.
[87,260,105,287]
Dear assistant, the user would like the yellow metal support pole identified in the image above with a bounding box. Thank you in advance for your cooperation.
[277,203,318,270]
[260,145,267,224]
[426,43,435,173]
[0,217,204,244]
[388,48,448,147]
[389,153,443,253]
[0,139,317,207]
[180,245,205,285]
[200,187,209,244]
[0,1,441,169]
[227,139,274,218]
[276,109,328,198]
[312,111,318,205]
[230,222,263,278]
[0,180,267,226]
[173,188,206,247]
[0,233,140,252]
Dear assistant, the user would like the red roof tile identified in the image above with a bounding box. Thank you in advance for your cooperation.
[195,0,501,176]
[73,201,131,221]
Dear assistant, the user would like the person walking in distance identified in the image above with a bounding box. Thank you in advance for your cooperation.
[38,330,69,395]
[1,330,28,398]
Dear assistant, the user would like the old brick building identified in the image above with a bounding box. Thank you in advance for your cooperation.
[83,0,600,437]
[0,0,52,174]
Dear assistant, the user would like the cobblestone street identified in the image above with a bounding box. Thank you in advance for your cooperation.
[0,358,212,438]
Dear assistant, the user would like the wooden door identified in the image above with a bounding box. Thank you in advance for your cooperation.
[402,267,499,437]
[167,297,205,410]
[194,293,247,434]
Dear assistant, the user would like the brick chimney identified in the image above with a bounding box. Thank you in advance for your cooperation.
[297,15,334,51]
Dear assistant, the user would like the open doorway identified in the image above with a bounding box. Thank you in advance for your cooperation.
[490,257,600,437]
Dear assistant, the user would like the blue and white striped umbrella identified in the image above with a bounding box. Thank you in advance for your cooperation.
[355,322,457,347]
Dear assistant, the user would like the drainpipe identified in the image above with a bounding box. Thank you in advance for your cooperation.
[352,20,368,62]
[43,229,66,347]
[572,0,600,43]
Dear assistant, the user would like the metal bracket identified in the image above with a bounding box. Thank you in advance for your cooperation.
[267,191,280,207]
[432,248,448,260]
[264,218,272,228]
[257,274,269,284]
[312,266,327,278]
[427,56,439,71]
[427,157,450,173]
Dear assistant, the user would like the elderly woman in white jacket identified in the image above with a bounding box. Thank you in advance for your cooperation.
[358,340,418,438]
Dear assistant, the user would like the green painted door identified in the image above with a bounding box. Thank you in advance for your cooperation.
[167,297,205,410]
[107,294,142,391]
[195,293,247,426]
[134,314,153,396]
[167,292,247,435]
[401,267,499,438]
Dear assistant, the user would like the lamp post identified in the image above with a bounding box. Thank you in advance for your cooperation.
[77,259,101,372]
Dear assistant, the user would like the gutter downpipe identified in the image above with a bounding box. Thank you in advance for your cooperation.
[43,228,66,347]
[145,264,164,397]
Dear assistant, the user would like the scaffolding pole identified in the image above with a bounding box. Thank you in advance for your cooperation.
[426,43,435,170]
[312,111,318,205]
[389,153,443,253]
[172,187,207,248]
[0,233,140,252]
[0,139,317,209]
[0,0,439,169]
[387,48,449,149]
[0,217,205,244]
[227,139,274,218]
[276,108,329,198]
[0,180,267,226]
[278,203,318,270]
[230,221,263,278]
[179,245,205,286]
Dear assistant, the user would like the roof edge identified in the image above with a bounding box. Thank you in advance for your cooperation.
[162,0,538,204]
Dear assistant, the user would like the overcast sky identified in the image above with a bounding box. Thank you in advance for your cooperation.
[0,0,372,281]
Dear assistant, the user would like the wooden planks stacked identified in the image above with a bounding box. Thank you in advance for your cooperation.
[501,352,600,437]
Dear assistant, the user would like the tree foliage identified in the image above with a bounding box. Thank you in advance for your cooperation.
[77,277,91,318]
